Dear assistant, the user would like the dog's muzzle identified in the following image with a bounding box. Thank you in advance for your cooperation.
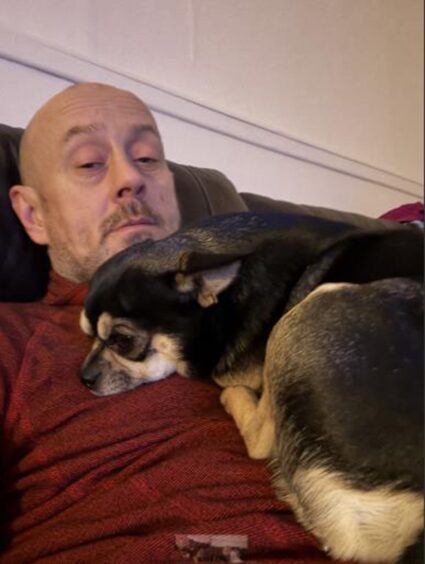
[81,363,101,390]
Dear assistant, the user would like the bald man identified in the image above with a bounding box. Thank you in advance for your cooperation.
[10,83,180,282]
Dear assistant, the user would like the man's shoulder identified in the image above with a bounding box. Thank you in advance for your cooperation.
[0,299,52,345]
[0,298,85,382]
[0,297,82,333]
[0,300,47,381]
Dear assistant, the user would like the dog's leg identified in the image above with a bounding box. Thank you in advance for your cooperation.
[289,467,424,563]
[220,384,275,459]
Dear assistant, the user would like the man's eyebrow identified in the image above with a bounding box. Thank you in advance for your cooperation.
[63,123,105,144]
[129,124,160,141]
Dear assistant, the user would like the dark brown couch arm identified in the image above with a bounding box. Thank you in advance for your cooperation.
[240,192,396,231]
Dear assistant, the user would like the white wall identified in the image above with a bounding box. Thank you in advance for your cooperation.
[0,0,423,217]
[0,0,422,182]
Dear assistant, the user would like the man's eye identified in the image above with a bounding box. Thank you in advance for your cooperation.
[78,162,103,169]
[135,157,158,164]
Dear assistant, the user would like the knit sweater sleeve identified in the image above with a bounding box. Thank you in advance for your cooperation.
[0,303,32,435]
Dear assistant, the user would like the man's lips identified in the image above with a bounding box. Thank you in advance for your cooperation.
[110,217,158,233]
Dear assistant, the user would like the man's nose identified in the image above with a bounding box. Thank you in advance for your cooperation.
[112,157,145,201]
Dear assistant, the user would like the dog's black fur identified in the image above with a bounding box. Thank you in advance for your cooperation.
[81,212,424,562]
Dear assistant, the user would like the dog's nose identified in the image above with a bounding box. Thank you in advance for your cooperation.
[80,366,100,389]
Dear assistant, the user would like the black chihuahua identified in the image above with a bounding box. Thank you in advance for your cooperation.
[81,212,423,563]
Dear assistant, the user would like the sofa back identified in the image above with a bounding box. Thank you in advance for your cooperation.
[0,124,395,302]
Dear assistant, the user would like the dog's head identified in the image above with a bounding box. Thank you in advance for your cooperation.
[80,258,241,396]
[78,210,368,397]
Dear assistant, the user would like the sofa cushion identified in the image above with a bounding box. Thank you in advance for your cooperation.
[0,124,50,301]
[240,191,396,231]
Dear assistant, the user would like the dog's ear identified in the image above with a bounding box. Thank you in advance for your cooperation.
[175,260,241,308]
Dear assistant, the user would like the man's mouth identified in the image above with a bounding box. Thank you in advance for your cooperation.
[111,216,158,234]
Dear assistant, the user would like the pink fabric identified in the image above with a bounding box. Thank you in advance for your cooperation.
[0,272,334,563]
[379,202,424,223]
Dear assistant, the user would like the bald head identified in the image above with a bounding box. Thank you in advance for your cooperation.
[19,83,157,192]
[11,82,179,282]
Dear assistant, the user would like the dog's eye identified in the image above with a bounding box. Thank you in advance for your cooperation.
[107,331,135,356]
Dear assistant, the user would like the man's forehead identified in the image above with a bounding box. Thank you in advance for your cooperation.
[43,86,159,144]
[51,84,150,115]
[20,84,162,181]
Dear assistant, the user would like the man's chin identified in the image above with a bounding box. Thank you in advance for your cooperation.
[123,230,154,246]
[99,220,179,265]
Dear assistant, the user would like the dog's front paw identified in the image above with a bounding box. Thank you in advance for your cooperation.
[220,386,242,415]
[220,385,257,416]
[220,386,274,459]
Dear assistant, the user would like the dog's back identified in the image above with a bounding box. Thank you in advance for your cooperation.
[268,278,423,562]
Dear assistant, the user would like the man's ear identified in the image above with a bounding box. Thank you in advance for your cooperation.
[175,260,241,308]
[9,185,49,245]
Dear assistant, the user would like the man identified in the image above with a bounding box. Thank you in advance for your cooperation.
[0,83,330,562]
[10,82,180,283]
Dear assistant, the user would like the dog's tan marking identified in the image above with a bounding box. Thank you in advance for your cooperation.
[84,330,188,396]
[79,310,94,336]
[97,312,114,340]
[220,382,275,460]
[276,467,424,562]
[151,334,191,377]
[175,272,196,293]
[214,363,263,391]
[111,333,180,381]
[309,282,353,297]
[152,334,179,356]
[176,261,241,308]
[197,261,241,308]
